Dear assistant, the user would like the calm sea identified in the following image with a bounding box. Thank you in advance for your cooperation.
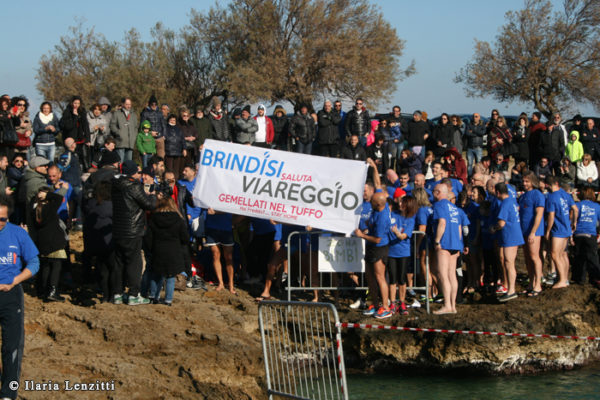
[348,365,600,400]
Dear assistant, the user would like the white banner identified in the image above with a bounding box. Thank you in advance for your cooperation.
[193,140,368,234]
[318,236,365,273]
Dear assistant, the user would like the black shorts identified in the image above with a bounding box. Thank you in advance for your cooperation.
[365,245,389,264]
[204,228,234,247]
[388,257,409,285]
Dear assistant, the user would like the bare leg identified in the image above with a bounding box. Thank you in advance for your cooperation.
[551,237,569,288]
[210,245,225,291]
[389,283,397,304]
[448,252,459,312]
[374,260,389,311]
[258,247,286,298]
[223,246,235,294]
[434,249,453,314]
[526,236,543,292]
[503,246,518,295]
[366,262,380,307]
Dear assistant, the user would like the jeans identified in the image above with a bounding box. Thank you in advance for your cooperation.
[296,141,312,155]
[390,141,404,160]
[467,147,483,175]
[70,185,83,226]
[116,148,133,162]
[149,271,176,303]
[141,154,153,168]
[0,285,24,399]
[35,144,56,163]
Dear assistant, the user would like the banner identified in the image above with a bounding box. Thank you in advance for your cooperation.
[193,139,368,234]
[318,236,365,273]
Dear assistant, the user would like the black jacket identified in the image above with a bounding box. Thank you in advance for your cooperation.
[59,105,90,143]
[317,109,341,145]
[30,192,67,255]
[406,120,430,147]
[208,111,231,142]
[111,175,157,239]
[144,211,189,277]
[579,126,599,157]
[512,125,530,160]
[140,107,166,138]
[464,122,486,148]
[344,108,370,138]
[83,198,113,255]
[164,124,185,157]
[272,115,289,146]
[290,112,315,144]
[341,143,367,161]
[432,123,453,157]
[539,126,565,162]
[366,142,391,175]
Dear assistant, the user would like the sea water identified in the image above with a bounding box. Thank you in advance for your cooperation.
[348,365,600,399]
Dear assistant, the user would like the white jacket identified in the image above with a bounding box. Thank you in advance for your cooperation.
[576,161,598,181]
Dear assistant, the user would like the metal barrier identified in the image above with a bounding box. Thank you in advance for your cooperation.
[286,231,430,314]
[258,301,348,400]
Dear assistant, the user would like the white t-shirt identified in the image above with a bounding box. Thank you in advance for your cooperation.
[255,116,266,143]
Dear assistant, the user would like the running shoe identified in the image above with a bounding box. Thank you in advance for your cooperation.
[389,303,398,314]
[374,307,392,319]
[112,294,123,305]
[407,289,417,298]
[363,305,376,316]
[400,302,409,315]
[498,293,518,302]
[127,294,151,305]
[409,299,421,309]
[495,285,508,295]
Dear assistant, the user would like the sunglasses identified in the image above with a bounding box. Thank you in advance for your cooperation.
[0,217,7,222]
[166,179,176,183]
[17,103,25,107]
[355,102,363,106]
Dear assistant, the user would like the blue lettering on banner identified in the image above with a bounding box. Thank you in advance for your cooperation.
[202,149,285,178]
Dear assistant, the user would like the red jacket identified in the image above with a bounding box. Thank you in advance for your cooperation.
[444,147,468,185]
[253,115,275,144]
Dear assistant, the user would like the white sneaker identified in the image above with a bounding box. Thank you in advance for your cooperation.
[349,299,365,309]
[409,299,421,308]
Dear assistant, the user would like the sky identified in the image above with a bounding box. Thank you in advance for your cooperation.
[1,0,595,118]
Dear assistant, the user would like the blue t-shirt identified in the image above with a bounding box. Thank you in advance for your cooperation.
[496,196,524,247]
[507,184,517,199]
[359,200,372,231]
[0,223,40,284]
[273,223,283,241]
[54,180,72,222]
[458,207,470,232]
[546,189,575,238]
[574,200,600,236]
[388,212,415,258]
[425,179,441,193]
[518,189,545,237]
[450,179,463,197]
[205,212,233,232]
[366,205,391,247]
[432,199,463,251]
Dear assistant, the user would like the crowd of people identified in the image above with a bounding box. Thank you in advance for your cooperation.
[0,93,599,315]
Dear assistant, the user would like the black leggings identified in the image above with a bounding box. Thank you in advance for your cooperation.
[388,257,409,285]
[38,258,62,294]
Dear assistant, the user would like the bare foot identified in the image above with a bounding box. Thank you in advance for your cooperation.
[311,297,319,303]
[434,308,454,315]
[215,285,225,291]
[552,282,569,289]
[229,287,237,295]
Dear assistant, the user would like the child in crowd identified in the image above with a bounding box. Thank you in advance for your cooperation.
[137,120,156,168]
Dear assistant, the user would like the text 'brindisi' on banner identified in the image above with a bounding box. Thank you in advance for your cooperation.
[192,140,368,234]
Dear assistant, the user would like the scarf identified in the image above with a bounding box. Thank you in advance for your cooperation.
[39,112,53,125]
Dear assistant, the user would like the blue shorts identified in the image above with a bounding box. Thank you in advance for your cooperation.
[204,228,234,247]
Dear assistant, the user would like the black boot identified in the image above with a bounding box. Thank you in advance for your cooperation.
[46,287,65,302]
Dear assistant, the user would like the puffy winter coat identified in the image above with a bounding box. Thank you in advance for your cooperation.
[579,126,599,157]
[110,108,138,150]
[29,192,67,256]
[83,198,113,255]
[192,116,213,147]
[341,143,367,161]
[539,126,566,162]
[144,211,189,277]
[164,124,185,157]
[111,174,157,239]
[565,131,584,163]
[317,109,342,145]
[208,110,231,141]
[234,117,258,144]
[33,112,60,145]
[290,112,315,144]
[272,114,289,146]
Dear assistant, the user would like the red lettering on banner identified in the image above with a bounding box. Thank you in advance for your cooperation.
[281,173,312,182]
[290,205,323,219]
[269,202,287,213]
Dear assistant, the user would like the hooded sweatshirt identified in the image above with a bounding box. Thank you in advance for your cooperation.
[565,131,584,164]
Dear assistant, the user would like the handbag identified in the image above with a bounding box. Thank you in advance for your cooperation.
[16,132,31,149]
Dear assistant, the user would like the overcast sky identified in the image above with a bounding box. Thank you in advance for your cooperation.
[2,0,595,118]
